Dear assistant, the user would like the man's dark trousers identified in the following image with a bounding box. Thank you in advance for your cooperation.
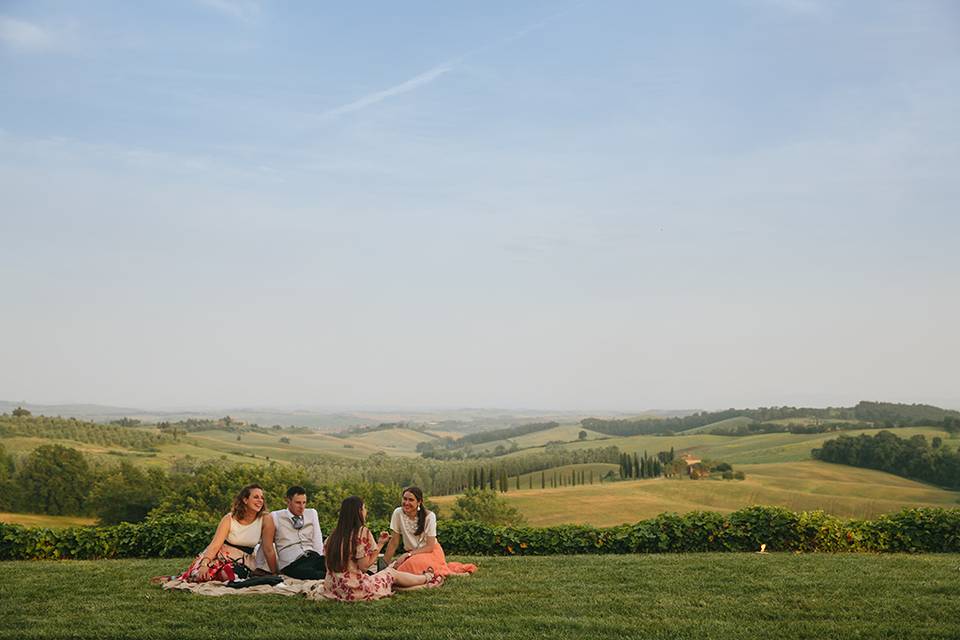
[280,551,326,580]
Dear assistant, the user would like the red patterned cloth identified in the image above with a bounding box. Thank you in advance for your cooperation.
[319,529,395,602]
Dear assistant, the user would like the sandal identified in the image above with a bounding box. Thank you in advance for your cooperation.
[422,567,435,585]
[149,575,172,585]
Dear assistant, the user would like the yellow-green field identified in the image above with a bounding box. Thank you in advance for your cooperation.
[0,512,96,528]
[431,460,960,526]
[509,424,607,447]
[540,426,953,464]
[680,416,755,434]
[0,426,442,467]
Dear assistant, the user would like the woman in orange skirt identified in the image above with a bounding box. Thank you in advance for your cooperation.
[383,486,477,578]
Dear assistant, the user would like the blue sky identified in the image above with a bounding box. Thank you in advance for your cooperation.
[1,1,958,411]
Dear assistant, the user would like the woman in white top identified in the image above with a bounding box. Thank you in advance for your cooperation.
[383,486,476,579]
[169,483,278,583]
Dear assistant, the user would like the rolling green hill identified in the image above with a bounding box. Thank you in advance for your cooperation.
[544,426,953,464]
[431,460,960,526]
[679,416,756,435]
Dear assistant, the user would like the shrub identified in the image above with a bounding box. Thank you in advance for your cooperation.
[450,489,526,526]
[3,507,959,560]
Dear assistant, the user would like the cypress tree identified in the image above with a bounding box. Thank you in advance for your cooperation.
[541,471,545,489]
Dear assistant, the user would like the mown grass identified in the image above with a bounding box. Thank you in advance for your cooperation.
[0,555,957,639]
[432,460,960,526]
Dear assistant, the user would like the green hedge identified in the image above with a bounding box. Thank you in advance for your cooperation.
[2,507,959,560]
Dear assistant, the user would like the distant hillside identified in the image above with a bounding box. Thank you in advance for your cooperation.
[0,401,616,433]
[580,402,960,438]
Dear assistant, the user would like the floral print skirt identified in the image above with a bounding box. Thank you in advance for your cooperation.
[312,568,395,602]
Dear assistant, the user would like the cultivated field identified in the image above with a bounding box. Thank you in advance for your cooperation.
[432,460,960,526]
[0,426,441,468]
[542,426,954,464]
[0,555,956,639]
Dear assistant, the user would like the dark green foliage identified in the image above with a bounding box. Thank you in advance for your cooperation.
[0,443,15,511]
[3,506,959,560]
[147,462,401,522]
[813,430,960,489]
[16,444,94,515]
[88,462,167,524]
[449,489,526,526]
[12,406,31,417]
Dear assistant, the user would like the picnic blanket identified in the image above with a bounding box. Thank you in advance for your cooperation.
[162,576,322,597]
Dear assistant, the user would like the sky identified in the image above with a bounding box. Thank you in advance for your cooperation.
[1,0,958,412]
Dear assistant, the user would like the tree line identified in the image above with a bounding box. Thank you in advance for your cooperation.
[812,430,960,489]
[0,413,171,451]
[579,401,960,438]
[0,438,626,524]
[0,441,408,525]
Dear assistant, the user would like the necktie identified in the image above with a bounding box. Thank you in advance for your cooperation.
[292,515,303,529]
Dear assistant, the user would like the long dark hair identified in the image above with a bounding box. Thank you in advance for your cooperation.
[231,483,266,521]
[325,496,365,573]
[403,486,429,536]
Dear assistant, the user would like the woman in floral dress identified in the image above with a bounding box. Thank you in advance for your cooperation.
[311,496,436,602]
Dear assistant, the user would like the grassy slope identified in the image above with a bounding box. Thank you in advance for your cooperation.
[0,426,435,467]
[0,512,96,528]
[679,416,755,434]
[0,555,957,640]
[542,426,953,464]
[431,460,960,526]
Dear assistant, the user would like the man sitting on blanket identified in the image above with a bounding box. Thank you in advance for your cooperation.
[256,485,326,580]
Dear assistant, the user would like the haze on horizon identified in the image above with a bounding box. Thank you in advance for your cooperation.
[1,1,958,413]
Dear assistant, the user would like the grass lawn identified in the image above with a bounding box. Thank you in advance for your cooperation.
[0,555,957,639]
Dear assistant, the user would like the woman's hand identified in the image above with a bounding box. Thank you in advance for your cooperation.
[378,531,391,545]
[198,562,211,580]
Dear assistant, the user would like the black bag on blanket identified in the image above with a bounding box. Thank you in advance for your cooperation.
[225,575,285,589]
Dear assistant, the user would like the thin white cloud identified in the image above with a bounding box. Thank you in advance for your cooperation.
[316,3,582,122]
[197,0,262,23]
[0,16,55,52]
[317,64,455,120]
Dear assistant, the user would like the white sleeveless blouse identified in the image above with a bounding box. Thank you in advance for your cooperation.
[227,515,262,548]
